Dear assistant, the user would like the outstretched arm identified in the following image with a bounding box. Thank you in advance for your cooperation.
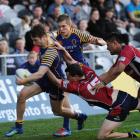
[89,35,107,46]
[54,41,77,64]
[99,63,126,84]
[93,63,126,90]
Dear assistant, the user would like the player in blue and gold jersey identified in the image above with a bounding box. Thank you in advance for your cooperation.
[53,14,107,137]
[5,24,87,137]
[56,14,106,65]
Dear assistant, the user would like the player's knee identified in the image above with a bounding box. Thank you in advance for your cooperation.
[97,134,107,140]
[52,107,62,116]
[97,132,110,140]
[17,91,27,103]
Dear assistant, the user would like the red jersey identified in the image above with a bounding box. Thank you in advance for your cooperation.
[61,64,114,110]
[114,45,140,82]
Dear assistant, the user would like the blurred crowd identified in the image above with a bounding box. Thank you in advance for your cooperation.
[0,0,140,75]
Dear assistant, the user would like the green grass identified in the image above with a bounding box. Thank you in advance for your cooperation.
[0,112,140,140]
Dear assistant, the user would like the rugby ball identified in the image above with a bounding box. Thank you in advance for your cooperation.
[16,68,31,79]
[16,68,33,86]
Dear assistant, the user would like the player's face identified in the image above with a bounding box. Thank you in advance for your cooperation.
[32,36,48,47]
[107,40,121,55]
[58,20,71,37]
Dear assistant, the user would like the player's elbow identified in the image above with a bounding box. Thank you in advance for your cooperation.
[113,70,122,77]
[111,67,122,78]
[36,72,44,79]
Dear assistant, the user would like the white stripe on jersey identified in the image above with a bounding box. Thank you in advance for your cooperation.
[135,56,140,64]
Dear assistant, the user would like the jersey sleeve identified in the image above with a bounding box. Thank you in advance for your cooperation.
[61,80,78,93]
[116,46,135,66]
[41,48,57,67]
[80,63,95,75]
[72,28,90,43]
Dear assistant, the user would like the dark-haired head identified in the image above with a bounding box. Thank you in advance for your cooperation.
[57,14,72,25]
[105,32,129,55]
[105,32,129,45]
[31,24,46,38]
[65,63,84,77]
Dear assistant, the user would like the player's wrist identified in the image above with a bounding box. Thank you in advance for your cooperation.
[101,81,106,86]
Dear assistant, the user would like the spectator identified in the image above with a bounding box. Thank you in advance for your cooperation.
[47,5,63,30]
[87,8,105,38]
[63,0,76,21]
[18,15,31,37]
[113,0,130,29]
[126,0,140,27]
[47,0,65,16]
[0,38,16,75]
[114,0,127,19]
[94,0,113,18]
[0,39,10,54]
[20,51,40,73]
[14,37,28,67]
[75,0,92,23]
[102,7,120,35]
[32,5,46,23]
[78,19,88,33]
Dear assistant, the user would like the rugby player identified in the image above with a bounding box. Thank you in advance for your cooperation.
[94,33,140,98]
[5,24,87,137]
[47,41,140,139]
[53,14,107,137]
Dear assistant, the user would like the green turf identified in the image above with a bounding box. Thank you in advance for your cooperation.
[0,111,140,140]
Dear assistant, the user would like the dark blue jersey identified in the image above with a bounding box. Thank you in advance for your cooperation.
[40,47,64,78]
[36,47,64,97]
[56,28,91,65]
[20,60,40,73]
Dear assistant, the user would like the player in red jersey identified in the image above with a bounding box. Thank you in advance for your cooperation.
[46,41,140,139]
[94,33,140,98]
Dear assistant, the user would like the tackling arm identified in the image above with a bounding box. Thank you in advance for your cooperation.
[54,41,76,64]
[100,63,126,84]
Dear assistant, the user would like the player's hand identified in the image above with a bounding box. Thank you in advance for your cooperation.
[96,38,107,46]
[16,77,26,85]
[93,82,105,92]
[54,41,65,51]
[89,36,107,46]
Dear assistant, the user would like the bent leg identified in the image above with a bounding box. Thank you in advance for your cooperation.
[5,84,42,137]
[97,119,128,140]
[17,84,42,120]
[50,94,75,118]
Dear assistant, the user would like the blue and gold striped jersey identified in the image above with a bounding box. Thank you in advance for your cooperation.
[56,28,90,65]
[40,47,64,78]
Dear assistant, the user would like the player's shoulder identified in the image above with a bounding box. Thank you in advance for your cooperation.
[44,47,58,55]
[121,45,134,54]
[71,28,82,35]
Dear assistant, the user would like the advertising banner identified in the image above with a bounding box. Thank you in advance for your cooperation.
[0,76,107,122]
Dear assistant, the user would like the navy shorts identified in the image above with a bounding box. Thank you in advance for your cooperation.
[106,91,138,122]
[36,75,64,100]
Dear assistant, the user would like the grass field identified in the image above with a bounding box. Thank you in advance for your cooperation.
[0,112,140,140]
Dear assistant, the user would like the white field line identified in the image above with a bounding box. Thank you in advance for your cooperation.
[1,123,140,139]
